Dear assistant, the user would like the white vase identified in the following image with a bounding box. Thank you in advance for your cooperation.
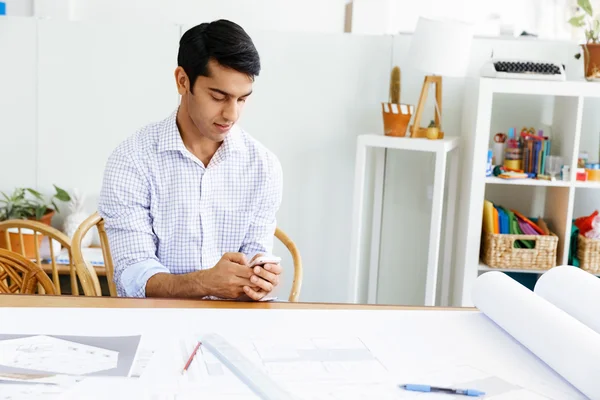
[63,189,93,247]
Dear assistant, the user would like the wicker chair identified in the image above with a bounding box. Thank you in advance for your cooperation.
[0,219,76,295]
[72,212,303,301]
[0,248,56,294]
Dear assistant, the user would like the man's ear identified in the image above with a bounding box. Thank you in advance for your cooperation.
[174,67,189,95]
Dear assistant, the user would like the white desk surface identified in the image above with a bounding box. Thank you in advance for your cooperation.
[0,296,586,399]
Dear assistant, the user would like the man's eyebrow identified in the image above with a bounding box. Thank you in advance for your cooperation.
[208,88,253,98]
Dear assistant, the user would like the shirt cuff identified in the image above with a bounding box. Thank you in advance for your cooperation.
[119,259,170,298]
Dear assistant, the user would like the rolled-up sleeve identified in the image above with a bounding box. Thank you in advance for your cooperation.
[98,147,169,297]
[239,153,283,261]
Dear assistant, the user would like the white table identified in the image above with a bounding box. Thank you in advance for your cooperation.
[349,133,460,306]
[0,296,587,399]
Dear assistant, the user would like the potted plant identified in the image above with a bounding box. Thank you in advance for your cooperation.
[382,66,414,137]
[569,0,600,80]
[426,120,440,140]
[0,185,71,257]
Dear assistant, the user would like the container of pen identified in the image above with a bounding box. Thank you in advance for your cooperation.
[585,163,600,181]
[504,148,522,170]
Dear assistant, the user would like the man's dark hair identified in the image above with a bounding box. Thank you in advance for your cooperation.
[178,19,261,92]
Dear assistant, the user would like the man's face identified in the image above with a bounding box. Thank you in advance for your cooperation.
[180,59,253,142]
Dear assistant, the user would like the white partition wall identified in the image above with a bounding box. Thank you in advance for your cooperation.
[0,17,37,192]
[36,20,180,197]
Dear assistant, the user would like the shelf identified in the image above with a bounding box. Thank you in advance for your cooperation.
[485,176,570,187]
[478,263,600,277]
[359,133,459,153]
[480,77,600,98]
[574,181,600,189]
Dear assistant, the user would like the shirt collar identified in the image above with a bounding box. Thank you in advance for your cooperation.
[158,108,246,158]
[157,109,185,153]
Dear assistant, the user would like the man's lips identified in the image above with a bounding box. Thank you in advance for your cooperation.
[214,123,231,132]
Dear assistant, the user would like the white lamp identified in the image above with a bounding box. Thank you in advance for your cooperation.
[408,17,473,138]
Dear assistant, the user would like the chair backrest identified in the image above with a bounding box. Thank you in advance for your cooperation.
[71,212,113,297]
[0,248,56,294]
[0,219,75,295]
[274,227,303,302]
[72,212,304,302]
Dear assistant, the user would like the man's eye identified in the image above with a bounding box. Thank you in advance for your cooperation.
[212,96,225,101]
[238,98,247,103]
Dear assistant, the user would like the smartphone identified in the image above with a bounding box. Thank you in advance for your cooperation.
[249,255,281,268]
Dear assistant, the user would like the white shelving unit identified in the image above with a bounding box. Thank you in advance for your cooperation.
[349,133,460,306]
[454,77,600,307]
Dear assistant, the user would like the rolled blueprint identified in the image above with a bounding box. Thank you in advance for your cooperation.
[535,265,600,335]
[472,271,600,400]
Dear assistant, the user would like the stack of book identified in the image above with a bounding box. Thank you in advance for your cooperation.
[521,132,551,176]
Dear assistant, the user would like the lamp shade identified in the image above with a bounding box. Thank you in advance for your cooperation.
[408,17,474,77]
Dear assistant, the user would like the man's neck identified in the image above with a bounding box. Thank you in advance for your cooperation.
[176,108,221,167]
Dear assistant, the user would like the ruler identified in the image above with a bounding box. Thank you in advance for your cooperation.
[200,333,298,400]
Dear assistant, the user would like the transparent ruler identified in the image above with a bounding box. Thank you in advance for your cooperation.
[200,333,298,400]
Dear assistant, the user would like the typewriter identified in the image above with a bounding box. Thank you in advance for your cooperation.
[480,59,566,81]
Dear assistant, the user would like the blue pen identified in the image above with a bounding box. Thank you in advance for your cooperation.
[400,384,486,397]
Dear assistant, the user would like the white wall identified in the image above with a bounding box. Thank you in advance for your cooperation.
[34,0,347,33]
[0,18,36,192]
[350,0,577,40]
[4,0,33,16]
[35,19,179,198]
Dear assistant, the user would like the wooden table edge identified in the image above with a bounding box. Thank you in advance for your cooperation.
[0,294,477,311]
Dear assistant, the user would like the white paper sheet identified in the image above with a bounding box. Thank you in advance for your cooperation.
[534,265,600,334]
[0,335,118,375]
[472,271,600,400]
[0,383,68,400]
[195,334,557,400]
[0,306,591,399]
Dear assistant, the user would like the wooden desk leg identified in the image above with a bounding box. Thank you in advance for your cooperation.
[349,137,368,303]
[367,147,386,304]
[441,148,459,306]
[425,150,447,306]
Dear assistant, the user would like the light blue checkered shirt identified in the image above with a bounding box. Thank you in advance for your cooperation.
[98,109,283,297]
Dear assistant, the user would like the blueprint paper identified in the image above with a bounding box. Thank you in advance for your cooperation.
[534,265,600,334]
[0,334,140,377]
[473,271,600,400]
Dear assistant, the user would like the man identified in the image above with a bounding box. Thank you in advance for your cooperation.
[98,20,283,301]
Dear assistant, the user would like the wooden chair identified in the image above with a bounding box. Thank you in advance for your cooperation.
[0,248,56,294]
[275,227,303,302]
[0,219,75,295]
[72,212,304,301]
[71,213,112,297]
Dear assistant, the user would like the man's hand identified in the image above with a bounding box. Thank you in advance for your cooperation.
[242,253,283,301]
[145,252,277,300]
[200,252,259,299]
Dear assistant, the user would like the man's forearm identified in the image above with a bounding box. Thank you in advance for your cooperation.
[145,271,209,298]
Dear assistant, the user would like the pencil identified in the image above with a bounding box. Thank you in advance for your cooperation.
[181,341,202,375]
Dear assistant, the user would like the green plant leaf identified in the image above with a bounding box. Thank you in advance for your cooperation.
[35,206,46,220]
[25,188,44,200]
[51,200,59,212]
[53,185,71,202]
[579,0,593,16]
[568,14,587,27]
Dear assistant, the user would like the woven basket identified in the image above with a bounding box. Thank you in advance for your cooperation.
[481,231,558,270]
[576,234,600,273]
